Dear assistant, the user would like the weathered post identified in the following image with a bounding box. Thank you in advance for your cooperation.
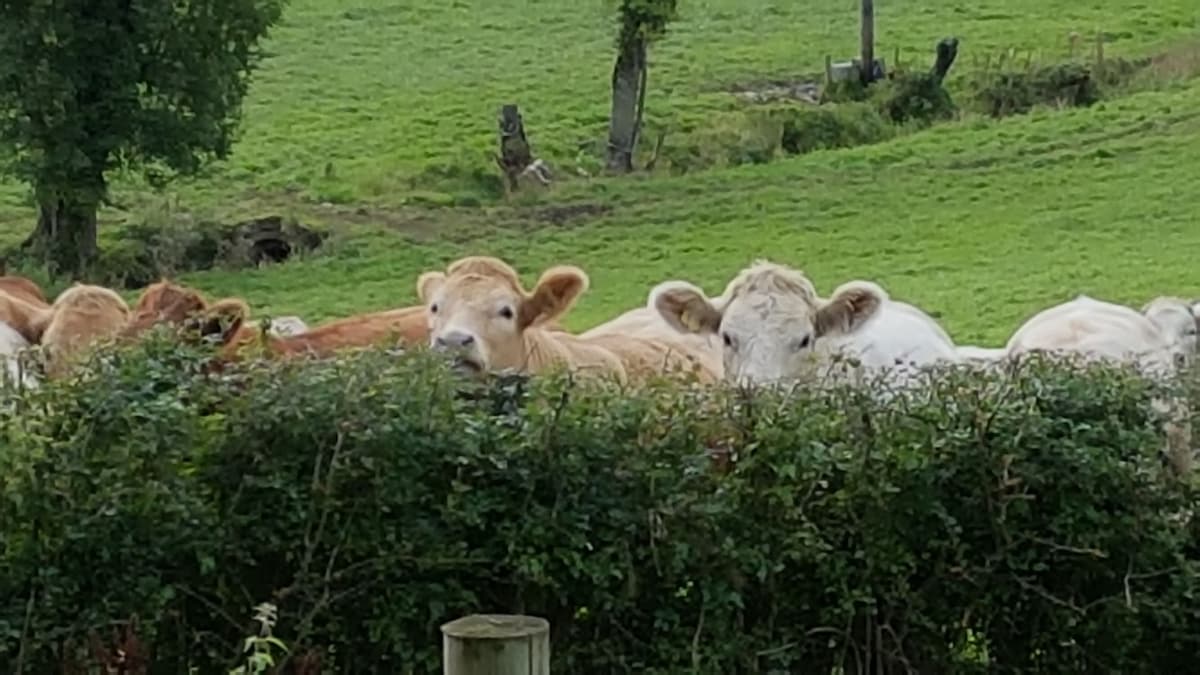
[931,37,960,84]
[860,0,875,84]
[495,105,551,196]
[442,614,550,675]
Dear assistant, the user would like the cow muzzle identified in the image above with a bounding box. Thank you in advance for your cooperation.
[432,330,485,375]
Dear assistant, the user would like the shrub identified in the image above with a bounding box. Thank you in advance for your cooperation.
[657,111,785,173]
[820,77,870,104]
[1,340,1198,673]
[873,72,957,125]
[776,103,893,156]
[972,62,1101,117]
[661,102,894,173]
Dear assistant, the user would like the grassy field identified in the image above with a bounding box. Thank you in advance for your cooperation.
[1,0,1198,345]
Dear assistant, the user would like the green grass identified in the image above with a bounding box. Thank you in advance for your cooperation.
[1,0,1199,346]
[172,81,1200,346]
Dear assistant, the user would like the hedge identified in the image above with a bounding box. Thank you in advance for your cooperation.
[1,335,1198,674]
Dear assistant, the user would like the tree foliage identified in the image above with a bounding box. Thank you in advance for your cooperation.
[614,0,678,49]
[0,0,286,273]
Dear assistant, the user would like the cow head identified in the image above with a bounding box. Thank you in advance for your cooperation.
[418,256,587,374]
[651,260,884,385]
[124,280,250,346]
[1142,296,1199,370]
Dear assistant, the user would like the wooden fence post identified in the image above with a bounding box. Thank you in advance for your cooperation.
[860,0,875,84]
[442,614,550,675]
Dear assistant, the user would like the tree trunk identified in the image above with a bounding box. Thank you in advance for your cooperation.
[24,194,100,277]
[931,37,960,84]
[606,37,647,174]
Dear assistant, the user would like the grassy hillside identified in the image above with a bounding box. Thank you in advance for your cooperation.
[179,82,1200,345]
[1,0,1198,345]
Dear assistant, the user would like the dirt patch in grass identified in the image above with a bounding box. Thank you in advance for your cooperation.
[727,77,823,104]
[526,202,613,226]
[328,205,443,239]
[317,200,615,246]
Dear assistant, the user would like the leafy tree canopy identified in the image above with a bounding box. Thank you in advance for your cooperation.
[0,0,286,273]
[614,0,678,48]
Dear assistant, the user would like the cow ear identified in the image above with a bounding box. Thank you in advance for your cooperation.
[815,282,884,337]
[417,271,446,304]
[192,298,249,345]
[652,282,721,335]
[519,266,588,329]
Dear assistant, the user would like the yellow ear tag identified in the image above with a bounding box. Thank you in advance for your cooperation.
[681,308,702,332]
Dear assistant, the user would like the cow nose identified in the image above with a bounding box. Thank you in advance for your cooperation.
[435,331,476,350]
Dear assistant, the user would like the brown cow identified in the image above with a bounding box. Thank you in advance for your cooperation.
[0,275,49,306]
[124,279,429,359]
[417,256,718,384]
[122,280,255,346]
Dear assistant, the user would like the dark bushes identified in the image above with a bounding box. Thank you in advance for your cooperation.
[654,103,895,172]
[665,70,952,172]
[874,72,957,125]
[776,103,894,155]
[83,215,327,289]
[972,63,1101,117]
[1,339,1198,673]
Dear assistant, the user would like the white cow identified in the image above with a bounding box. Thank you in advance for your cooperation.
[955,296,1198,370]
[1005,295,1194,375]
[956,345,1008,364]
[1,321,38,390]
[265,315,310,337]
[1003,294,1195,474]
[1140,296,1199,359]
[650,260,960,388]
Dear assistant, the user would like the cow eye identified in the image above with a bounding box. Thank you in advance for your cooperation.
[430,303,439,314]
[499,306,514,320]
[795,335,812,350]
[721,332,735,349]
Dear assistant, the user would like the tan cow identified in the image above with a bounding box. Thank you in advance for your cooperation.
[652,260,960,387]
[580,303,725,379]
[418,256,717,384]
[40,284,131,378]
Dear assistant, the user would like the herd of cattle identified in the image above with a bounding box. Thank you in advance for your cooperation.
[2,254,1198,386]
[2,254,1198,468]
